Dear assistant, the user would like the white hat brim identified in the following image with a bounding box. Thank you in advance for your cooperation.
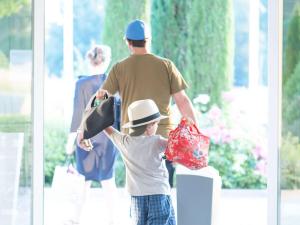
[122,115,168,129]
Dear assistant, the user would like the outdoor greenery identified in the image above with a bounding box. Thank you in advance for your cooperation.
[281,133,300,189]
[43,118,127,187]
[283,3,300,138]
[0,115,32,186]
[0,0,31,67]
[0,0,29,18]
[151,0,188,76]
[283,61,300,137]
[43,97,268,188]
[0,51,9,68]
[185,0,233,104]
[45,0,266,188]
[3,0,294,190]
[151,0,233,105]
[195,95,267,189]
[44,120,68,185]
[102,0,150,67]
[283,3,300,85]
[281,3,300,189]
[209,140,266,189]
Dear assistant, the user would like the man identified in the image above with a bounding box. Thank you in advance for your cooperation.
[97,19,197,187]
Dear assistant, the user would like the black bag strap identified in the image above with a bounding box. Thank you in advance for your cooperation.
[91,93,109,107]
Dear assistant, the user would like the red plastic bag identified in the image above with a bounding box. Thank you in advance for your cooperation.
[165,118,210,170]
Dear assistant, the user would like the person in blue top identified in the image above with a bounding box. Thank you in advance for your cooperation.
[65,45,120,225]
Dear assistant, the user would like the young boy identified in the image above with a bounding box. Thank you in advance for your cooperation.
[79,99,176,225]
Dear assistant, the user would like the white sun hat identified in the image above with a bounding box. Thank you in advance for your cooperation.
[122,99,168,128]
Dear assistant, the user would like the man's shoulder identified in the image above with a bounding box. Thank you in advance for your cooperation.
[113,56,131,66]
[152,54,170,62]
[118,54,171,63]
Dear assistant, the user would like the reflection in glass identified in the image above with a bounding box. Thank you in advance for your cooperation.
[281,0,300,225]
[0,1,32,225]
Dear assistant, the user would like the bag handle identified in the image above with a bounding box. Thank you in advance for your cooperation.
[91,93,109,107]
[64,154,75,166]
[180,118,201,135]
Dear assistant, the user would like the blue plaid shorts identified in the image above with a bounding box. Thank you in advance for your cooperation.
[130,194,176,225]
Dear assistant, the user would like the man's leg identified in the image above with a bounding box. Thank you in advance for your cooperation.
[165,160,175,187]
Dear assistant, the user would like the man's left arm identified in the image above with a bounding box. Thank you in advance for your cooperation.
[173,90,198,124]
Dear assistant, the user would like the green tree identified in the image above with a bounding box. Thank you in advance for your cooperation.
[0,0,31,61]
[0,0,29,18]
[281,133,300,189]
[283,3,300,138]
[185,0,234,104]
[283,60,300,137]
[283,3,300,85]
[151,0,188,74]
[102,0,150,67]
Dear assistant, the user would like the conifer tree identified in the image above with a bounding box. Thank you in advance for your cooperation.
[151,0,188,74]
[283,3,300,85]
[186,0,233,104]
[283,4,300,137]
[102,0,150,67]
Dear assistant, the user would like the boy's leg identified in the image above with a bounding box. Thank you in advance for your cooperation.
[147,195,176,225]
[130,196,148,225]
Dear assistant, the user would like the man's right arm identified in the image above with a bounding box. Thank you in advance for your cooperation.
[172,90,198,124]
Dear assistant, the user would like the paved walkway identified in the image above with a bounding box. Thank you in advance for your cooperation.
[44,188,268,225]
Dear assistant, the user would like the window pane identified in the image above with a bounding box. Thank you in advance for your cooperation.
[0,1,32,225]
[281,0,300,225]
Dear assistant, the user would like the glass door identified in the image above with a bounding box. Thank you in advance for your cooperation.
[281,0,300,224]
[0,1,33,224]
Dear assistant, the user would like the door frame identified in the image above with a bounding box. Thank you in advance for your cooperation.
[32,0,45,224]
[267,0,282,224]
[30,0,283,224]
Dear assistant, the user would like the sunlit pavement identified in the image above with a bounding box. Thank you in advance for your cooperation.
[44,188,269,225]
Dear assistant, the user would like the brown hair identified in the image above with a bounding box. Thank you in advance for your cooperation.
[126,39,146,48]
[129,124,147,136]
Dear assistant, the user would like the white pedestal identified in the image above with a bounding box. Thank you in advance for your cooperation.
[176,165,222,225]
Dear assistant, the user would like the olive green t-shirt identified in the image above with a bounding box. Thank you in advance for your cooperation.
[102,53,188,138]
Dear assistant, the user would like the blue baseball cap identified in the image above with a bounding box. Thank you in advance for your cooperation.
[125,19,151,40]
